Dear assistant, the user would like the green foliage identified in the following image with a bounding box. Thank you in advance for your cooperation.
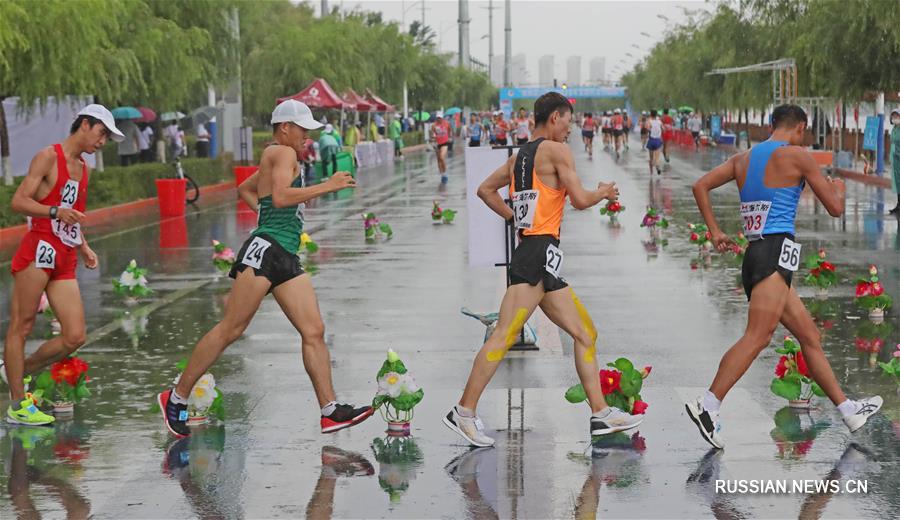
[771,373,803,400]
[565,383,587,404]
[622,1,900,110]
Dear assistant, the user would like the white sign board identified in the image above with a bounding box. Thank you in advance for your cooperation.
[465,146,518,267]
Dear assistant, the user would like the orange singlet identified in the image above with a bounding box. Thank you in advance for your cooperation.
[509,138,566,239]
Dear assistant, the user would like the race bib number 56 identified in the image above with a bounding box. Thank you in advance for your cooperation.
[512,190,539,229]
[545,244,564,279]
[241,237,271,269]
[778,237,801,272]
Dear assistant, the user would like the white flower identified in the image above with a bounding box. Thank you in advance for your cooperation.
[189,374,217,411]
[400,373,420,394]
[118,270,138,288]
[378,372,403,398]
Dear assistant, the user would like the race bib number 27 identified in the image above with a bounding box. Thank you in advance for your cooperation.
[545,244,564,279]
[241,237,271,270]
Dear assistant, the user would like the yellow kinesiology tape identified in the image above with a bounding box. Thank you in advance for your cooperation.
[571,289,598,362]
[486,307,529,362]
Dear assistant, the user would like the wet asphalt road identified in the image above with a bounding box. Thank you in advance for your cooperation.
[0,137,898,519]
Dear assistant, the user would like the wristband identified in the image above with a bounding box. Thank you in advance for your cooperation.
[49,205,58,219]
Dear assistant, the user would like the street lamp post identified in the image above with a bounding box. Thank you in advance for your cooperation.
[481,0,498,81]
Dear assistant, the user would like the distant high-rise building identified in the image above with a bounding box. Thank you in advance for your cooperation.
[491,55,504,86]
[511,54,527,86]
[589,57,606,84]
[567,56,581,86]
[539,55,555,87]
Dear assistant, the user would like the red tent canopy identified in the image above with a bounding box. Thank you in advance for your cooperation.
[364,89,395,112]
[342,89,373,112]
[277,78,348,109]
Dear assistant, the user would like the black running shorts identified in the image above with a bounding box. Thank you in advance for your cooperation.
[741,232,794,300]
[230,232,305,291]
[509,235,568,293]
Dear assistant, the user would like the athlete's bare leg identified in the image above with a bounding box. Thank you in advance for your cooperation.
[175,268,270,397]
[779,287,847,405]
[459,282,545,411]
[540,287,607,413]
[272,274,337,407]
[709,273,788,400]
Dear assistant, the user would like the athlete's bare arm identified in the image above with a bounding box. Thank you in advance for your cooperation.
[693,153,738,251]
[477,155,515,221]
[237,170,260,211]
[550,142,617,210]
[792,148,845,217]
[11,148,84,224]
[267,145,355,208]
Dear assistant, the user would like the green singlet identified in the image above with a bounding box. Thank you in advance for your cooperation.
[252,174,304,253]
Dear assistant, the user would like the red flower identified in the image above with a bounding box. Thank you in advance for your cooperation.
[632,400,649,415]
[640,366,652,377]
[607,201,621,212]
[820,261,835,272]
[599,369,621,395]
[775,356,790,378]
[795,351,809,377]
[855,338,871,352]
[50,357,88,387]
[871,282,884,296]
[690,232,699,242]
[794,439,814,456]
[856,281,871,297]
[630,432,647,452]
[810,267,820,277]
[704,231,712,240]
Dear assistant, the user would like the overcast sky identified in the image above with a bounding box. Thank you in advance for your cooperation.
[312,0,715,83]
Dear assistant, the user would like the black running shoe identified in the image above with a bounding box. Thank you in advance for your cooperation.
[321,403,374,433]
[158,389,190,438]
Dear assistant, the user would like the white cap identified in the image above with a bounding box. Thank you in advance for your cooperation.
[324,124,334,133]
[77,104,124,142]
[271,100,323,130]
[614,108,621,113]
[435,111,444,118]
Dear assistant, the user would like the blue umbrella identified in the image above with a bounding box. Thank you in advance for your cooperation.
[444,107,462,116]
[111,106,142,120]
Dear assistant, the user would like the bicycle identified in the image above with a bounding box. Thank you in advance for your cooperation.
[173,156,200,204]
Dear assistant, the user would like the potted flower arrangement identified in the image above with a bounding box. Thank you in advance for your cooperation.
[803,249,837,298]
[877,344,900,386]
[856,264,892,322]
[211,240,235,275]
[299,232,319,255]
[112,259,152,305]
[730,232,749,259]
[599,200,625,221]
[770,336,825,409]
[171,359,224,426]
[364,212,393,241]
[371,436,424,503]
[640,206,668,228]
[565,357,651,418]
[37,292,61,334]
[32,356,90,416]
[431,201,457,224]
[372,349,424,435]
[769,407,829,460]
[687,223,713,251]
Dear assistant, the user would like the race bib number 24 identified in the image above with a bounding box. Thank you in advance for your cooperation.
[241,237,271,270]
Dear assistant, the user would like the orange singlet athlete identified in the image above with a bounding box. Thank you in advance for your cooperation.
[442,92,644,448]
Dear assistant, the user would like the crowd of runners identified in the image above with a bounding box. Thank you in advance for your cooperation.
[0,94,884,462]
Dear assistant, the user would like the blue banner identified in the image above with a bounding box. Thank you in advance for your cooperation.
[863,116,879,151]
[498,86,626,100]
[710,115,722,138]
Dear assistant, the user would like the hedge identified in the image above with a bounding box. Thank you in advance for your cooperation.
[1,156,232,228]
